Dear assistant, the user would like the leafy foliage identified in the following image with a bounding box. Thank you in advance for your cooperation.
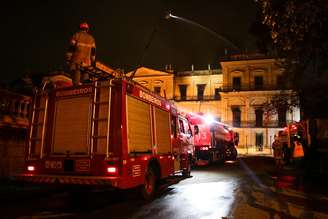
[263,90,299,119]
[254,0,328,117]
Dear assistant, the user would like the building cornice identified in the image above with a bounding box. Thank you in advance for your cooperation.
[220,58,276,68]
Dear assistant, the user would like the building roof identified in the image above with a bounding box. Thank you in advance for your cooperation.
[176,69,221,77]
[219,53,274,62]
[127,67,174,78]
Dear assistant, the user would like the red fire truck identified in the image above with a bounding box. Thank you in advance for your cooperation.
[278,121,308,148]
[187,113,237,166]
[279,119,328,150]
[16,76,193,199]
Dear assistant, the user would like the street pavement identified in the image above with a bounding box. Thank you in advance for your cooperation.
[1,155,328,219]
[231,157,328,219]
[237,146,274,157]
[235,146,328,218]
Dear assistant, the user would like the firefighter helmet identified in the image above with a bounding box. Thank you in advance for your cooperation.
[79,22,89,30]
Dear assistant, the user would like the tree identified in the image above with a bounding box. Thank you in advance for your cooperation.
[263,90,299,125]
[254,0,328,118]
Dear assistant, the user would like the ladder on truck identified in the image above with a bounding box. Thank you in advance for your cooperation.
[90,80,113,159]
[28,91,49,159]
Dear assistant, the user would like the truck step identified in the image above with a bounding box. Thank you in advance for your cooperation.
[29,138,41,141]
[93,101,109,105]
[31,122,43,126]
[92,135,107,139]
[33,107,45,111]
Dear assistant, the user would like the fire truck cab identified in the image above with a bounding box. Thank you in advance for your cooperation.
[278,121,308,148]
[187,113,237,166]
[17,76,193,199]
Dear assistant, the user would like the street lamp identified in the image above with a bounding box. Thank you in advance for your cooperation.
[165,12,240,51]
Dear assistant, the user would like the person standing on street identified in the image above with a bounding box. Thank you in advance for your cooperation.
[65,22,96,86]
[292,135,305,168]
[272,135,284,169]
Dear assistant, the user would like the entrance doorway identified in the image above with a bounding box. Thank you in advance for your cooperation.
[255,133,263,151]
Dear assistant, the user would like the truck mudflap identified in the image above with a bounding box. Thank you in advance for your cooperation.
[14,174,120,186]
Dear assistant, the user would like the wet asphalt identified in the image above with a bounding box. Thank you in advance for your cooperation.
[1,156,328,219]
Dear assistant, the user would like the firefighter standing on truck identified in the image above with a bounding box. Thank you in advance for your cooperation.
[65,22,96,86]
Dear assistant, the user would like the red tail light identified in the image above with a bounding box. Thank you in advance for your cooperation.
[107,166,118,174]
[27,165,35,172]
[200,146,209,151]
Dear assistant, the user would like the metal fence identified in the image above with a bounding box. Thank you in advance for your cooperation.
[220,85,290,92]
[222,120,293,128]
[0,89,32,128]
[174,95,221,101]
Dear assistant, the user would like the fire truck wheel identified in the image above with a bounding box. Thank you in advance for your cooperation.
[232,148,237,160]
[182,159,191,177]
[225,146,237,161]
[141,167,157,200]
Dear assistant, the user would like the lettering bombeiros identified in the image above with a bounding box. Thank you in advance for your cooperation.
[139,90,162,106]
[56,87,92,97]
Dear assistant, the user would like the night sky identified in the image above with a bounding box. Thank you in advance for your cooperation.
[3,0,259,83]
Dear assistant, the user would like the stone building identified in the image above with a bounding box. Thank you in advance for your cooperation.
[0,89,31,178]
[130,56,300,149]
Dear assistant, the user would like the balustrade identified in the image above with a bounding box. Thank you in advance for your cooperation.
[0,89,32,128]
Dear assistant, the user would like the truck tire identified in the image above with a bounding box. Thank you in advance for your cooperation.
[182,158,191,177]
[230,147,237,160]
[141,167,157,200]
[225,146,237,161]
[208,151,214,165]
[218,152,225,164]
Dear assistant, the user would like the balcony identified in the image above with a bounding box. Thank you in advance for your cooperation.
[223,120,293,128]
[174,95,221,102]
[221,84,290,92]
[176,69,222,76]
[0,89,32,129]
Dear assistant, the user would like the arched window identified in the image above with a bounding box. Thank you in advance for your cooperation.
[232,107,241,127]
[197,84,206,100]
[255,108,263,127]
[179,84,187,100]
[154,86,161,94]
[254,76,263,90]
[232,77,241,90]
[278,108,287,127]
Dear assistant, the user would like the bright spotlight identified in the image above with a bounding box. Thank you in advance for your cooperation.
[204,115,215,124]
[165,12,172,20]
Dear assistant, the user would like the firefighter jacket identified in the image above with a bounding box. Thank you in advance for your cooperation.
[66,30,96,70]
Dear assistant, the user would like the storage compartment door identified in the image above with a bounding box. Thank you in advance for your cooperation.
[52,96,92,155]
[154,107,171,154]
[127,96,152,153]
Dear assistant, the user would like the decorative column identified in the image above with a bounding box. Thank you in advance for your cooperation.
[245,96,250,127]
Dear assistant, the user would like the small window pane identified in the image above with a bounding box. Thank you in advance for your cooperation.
[233,77,241,90]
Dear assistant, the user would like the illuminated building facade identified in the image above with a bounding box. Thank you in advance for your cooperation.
[0,89,31,177]
[131,56,300,149]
